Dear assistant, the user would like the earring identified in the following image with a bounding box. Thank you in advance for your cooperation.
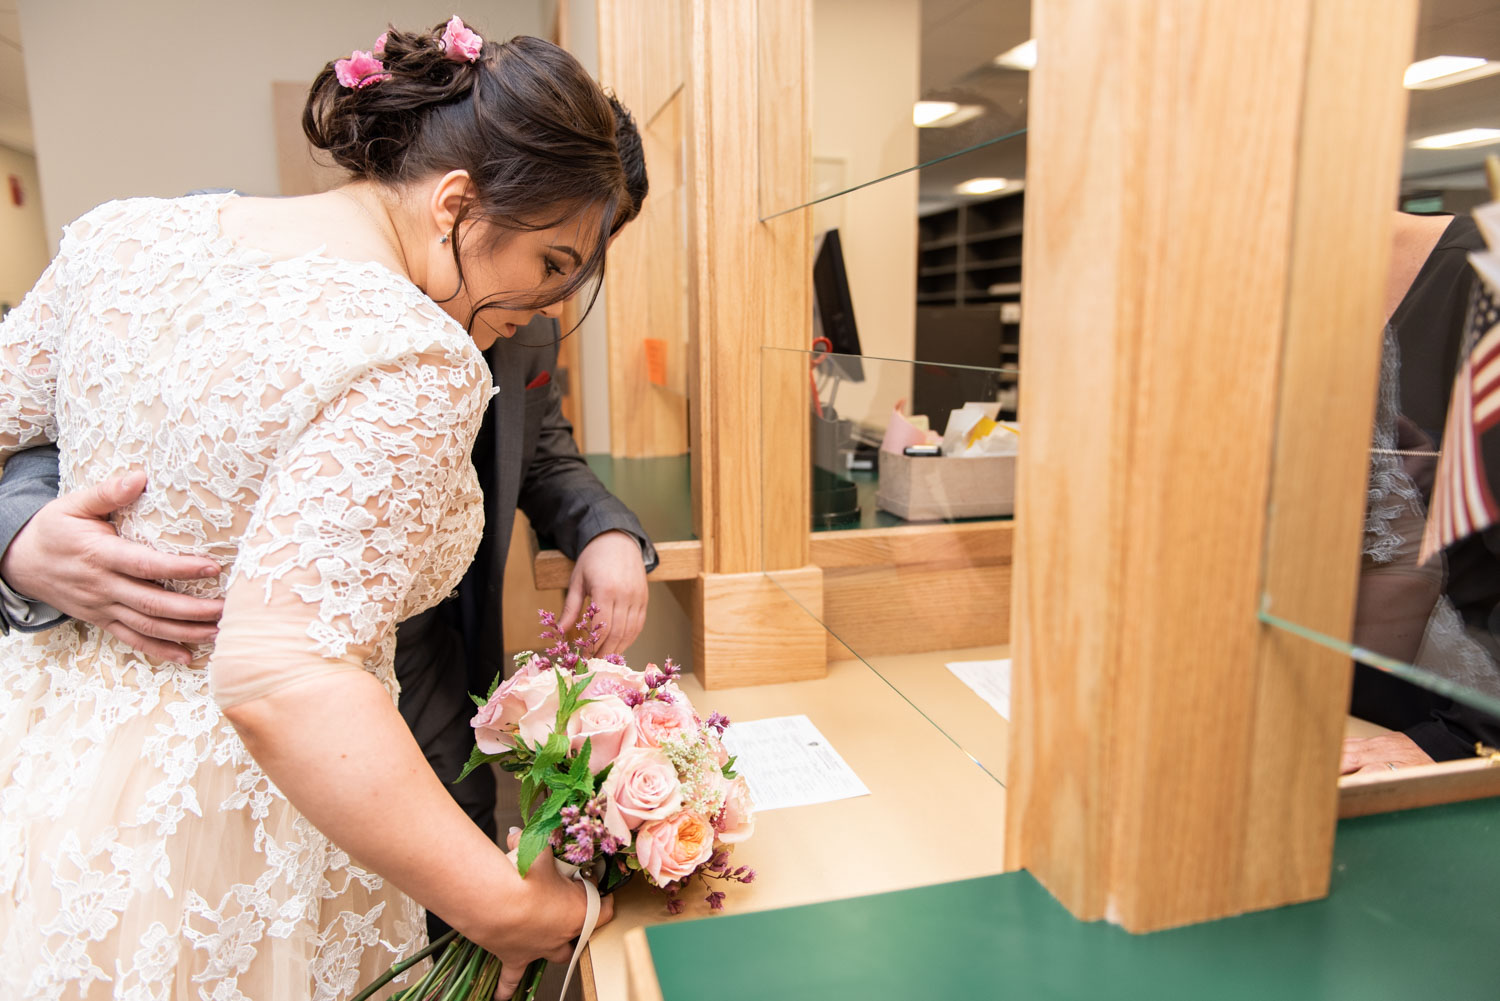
[438,234,450,245]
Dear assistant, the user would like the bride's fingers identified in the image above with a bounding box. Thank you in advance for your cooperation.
[494,964,522,1001]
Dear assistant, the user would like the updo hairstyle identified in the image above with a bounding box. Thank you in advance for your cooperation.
[303,24,629,318]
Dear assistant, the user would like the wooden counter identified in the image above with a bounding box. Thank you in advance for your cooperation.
[581,646,1011,1001]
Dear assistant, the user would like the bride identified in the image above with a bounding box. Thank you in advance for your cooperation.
[0,21,617,1000]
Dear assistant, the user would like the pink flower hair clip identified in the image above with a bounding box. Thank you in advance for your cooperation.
[440,15,483,63]
[334,48,390,89]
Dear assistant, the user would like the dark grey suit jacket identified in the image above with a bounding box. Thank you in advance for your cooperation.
[0,315,655,834]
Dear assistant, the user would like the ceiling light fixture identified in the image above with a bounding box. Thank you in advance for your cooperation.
[1404,55,1500,90]
[1410,128,1500,150]
[914,102,985,129]
[993,39,1036,71]
[955,177,1010,196]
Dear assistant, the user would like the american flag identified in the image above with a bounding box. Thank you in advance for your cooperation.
[1420,255,1500,563]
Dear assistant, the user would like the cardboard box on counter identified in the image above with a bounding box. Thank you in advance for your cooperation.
[875,449,1015,521]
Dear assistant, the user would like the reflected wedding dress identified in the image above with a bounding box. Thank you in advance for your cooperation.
[0,193,491,999]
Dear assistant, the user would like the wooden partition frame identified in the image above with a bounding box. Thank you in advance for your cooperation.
[597,0,824,688]
[1004,0,1419,932]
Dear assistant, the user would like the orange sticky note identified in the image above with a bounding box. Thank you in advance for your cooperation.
[644,338,668,387]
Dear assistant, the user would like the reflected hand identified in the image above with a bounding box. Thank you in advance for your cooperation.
[559,530,648,656]
[1339,733,1434,775]
[0,471,223,663]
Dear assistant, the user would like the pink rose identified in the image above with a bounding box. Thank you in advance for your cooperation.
[714,776,755,844]
[581,659,649,701]
[471,669,560,752]
[566,695,636,773]
[441,16,484,62]
[632,699,699,750]
[600,746,682,840]
[635,812,715,886]
[334,50,390,89]
[373,31,389,56]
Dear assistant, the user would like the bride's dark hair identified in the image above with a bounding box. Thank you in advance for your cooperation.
[303,24,630,321]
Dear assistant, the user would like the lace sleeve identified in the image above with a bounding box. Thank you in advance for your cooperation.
[0,256,66,464]
[207,346,490,707]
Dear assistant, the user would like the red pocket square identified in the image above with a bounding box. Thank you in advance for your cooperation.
[525,370,551,390]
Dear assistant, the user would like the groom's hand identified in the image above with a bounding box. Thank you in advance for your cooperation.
[0,471,224,663]
[559,530,648,656]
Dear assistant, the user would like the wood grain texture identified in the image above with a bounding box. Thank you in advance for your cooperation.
[599,0,690,458]
[809,521,1013,569]
[1338,757,1500,818]
[822,563,1009,657]
[685,0,812,575]
[1005,0,1416,932]
[532,539,704,589]
[1242,0,1417,909]
[692,569,827,689]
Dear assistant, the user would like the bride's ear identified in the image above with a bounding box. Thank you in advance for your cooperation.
[427,170,475,243]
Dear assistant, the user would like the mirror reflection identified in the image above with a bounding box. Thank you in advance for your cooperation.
[765,0,1031,218]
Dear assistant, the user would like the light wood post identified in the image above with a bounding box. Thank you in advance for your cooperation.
[599,0,823,687]
[679,0,824,687]
[1005,0,1417,931]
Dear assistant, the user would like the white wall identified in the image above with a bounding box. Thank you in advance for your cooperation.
[811,0,920,428]
[18,1,545,249]
[0,142,47,307]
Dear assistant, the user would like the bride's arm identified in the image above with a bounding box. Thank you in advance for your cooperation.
[207,347,608,992]
[222,658,599,973]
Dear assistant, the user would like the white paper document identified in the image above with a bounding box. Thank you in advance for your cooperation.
[945,659,1012,720]
[720,714,871,812]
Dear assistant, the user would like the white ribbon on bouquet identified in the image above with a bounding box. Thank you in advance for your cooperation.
[553,858,601,1001]
[504,849,601,1001]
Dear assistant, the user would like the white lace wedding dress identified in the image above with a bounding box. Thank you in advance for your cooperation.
[0,193,492,999]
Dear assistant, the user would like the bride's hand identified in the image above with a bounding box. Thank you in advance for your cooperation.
[471,838,615,1000]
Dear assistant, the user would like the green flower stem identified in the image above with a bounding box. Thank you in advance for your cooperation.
[439,941,485,1001]
[406,937,468,1000]
[464,954,502,1001]
[348,930,459,1001]
[520,959,548,1001]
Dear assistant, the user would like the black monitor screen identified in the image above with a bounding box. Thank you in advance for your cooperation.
[812,229,865,383]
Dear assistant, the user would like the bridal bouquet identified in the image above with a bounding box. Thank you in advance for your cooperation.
[356,605,756,1001]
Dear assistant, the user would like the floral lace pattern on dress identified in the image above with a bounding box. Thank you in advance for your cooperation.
[0,194,492,1000]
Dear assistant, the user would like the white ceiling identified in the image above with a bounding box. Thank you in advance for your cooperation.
[0,0,31,153]
[917,0,1500,206]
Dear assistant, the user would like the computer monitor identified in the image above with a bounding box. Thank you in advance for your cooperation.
[812,229,865,383]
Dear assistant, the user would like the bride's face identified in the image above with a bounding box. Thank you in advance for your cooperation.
[430,212,603,350]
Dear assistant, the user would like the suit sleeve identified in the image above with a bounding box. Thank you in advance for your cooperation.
[515,339,658,571]
[0,444,66,633]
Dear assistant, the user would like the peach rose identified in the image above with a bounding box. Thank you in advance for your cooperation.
[581,659,649,701]
[566,695,636,773]
[471,668,560,752]
[635,812,715,886]
[714,776,755,844]
[632,698,699,750]
[600,746,682,840]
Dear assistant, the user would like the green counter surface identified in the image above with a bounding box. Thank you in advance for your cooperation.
[578,454,1013,538]
[644,797,1500,1000]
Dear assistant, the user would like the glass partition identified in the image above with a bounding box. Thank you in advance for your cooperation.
[1258,0,1500,775]
[758,0,1032,219]
[762,347,1019,783]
